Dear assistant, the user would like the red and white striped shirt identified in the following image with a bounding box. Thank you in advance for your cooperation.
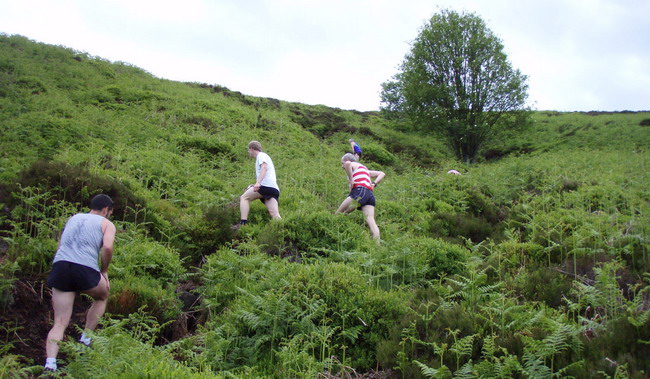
[352,164,373,190]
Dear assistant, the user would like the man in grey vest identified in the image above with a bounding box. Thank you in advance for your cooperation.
[44,194,116,371]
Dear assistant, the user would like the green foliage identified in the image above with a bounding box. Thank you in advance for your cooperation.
[0,34,648,377]
[391,237,468,282]
[0,354,40,378]
[425,179,506,243]
[0,260,18,310]
[200,260,409,372]
[108,276,182,322]
[289,105,356,138]
[1,186,76,275]
[7,160,146,226]
[174,134,233,157]
[510,265,573,307]
[180,204,238,264]
[112,234,185,282]
[61,310,215,378]
[15,76,47,94]
[256,211,362,258]
[429,212,498,243]
[379,130,445,167]
[360,143,396,166]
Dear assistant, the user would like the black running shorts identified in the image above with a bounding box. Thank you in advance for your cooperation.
[258,186,280,204]
[350,186,376,209]
[47,261,101,292]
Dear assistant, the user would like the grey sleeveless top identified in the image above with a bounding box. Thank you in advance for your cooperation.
[53,213,105,271]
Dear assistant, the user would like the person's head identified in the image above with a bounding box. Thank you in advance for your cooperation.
[248,140,262,157]
[341,153,357,164]
[90,194,114,216]
[349,138,354,143]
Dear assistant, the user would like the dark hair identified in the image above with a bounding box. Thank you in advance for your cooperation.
[90,194,114,211]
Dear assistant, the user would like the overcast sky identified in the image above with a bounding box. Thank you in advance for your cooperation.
[1,0,648,112]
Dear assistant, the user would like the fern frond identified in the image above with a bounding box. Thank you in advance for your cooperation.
[553,359,585,377]
[413,360,452,379]
[340,325,364,342]
[238,310,262,328]
[481,334,497,359]
[522,353,552,378]
[450,334,475,359]
[455,361,476,378]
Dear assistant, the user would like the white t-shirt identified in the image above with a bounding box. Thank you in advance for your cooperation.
[255,152,279,190]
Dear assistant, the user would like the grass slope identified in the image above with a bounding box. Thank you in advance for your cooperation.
[1,34,649,378]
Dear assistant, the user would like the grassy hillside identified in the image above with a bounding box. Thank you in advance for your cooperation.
[1,34,649,378]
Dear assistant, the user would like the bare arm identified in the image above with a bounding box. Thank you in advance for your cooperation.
[343,161,354,188]
[369,170,385,188]
[254,162,268,191]
[100,219,116,274]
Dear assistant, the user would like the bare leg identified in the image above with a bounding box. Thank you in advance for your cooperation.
[264,198,281,219]
[82,274,110,331]
[46,289,76,359]
[336,197,357,214]
[240,186,263,220]
[361,205,380,240]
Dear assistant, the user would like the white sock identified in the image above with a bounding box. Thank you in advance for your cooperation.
[45,357,57,370]
[79,333,92,346]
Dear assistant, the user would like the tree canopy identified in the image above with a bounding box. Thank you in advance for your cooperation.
[381,9,529,163]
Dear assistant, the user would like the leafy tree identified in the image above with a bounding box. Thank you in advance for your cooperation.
[381,9,529,163]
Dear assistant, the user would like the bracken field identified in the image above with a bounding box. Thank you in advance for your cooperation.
[0,34,649,378]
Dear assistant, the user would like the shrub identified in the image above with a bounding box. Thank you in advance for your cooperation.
[199,249,285,315]
[381,237,468,285]
[418,238,468,279]
[561,178,580,192]
[0,355,37,378]
[465,188,503,223]
[489,241,544,273]
[256,211,362,259]
[429,212,499,243]
[289,106,355,138]
[10,160,175,244]
[181,204,238,264]
[12,160,146,226]
[525,209,583,264]
[108,276,182,322]
[0,260,18,310]
[202,262,409,371]
[639,118,650,126]
[510,265,573,307]
[361,144,396,166]
[62,310,215,378]
[2,187,77,274]
[175,135,233,157]
[184,115,219,129]
[15,76,46,94]
[112,237,185,282]
[381,137,440,166]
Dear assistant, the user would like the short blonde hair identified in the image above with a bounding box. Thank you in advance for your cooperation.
[341,153,357,162]
[248,140,262,152]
